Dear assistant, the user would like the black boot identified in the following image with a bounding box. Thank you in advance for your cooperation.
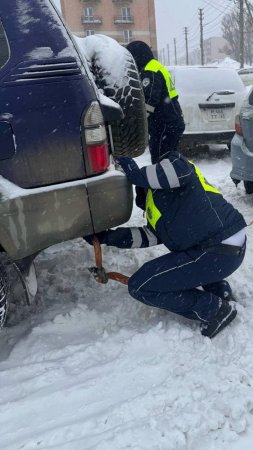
[201,300,237,338]
[203,280,236,302]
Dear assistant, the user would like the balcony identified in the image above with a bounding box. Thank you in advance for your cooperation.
[81,15,102,24]
[114,15,134,24]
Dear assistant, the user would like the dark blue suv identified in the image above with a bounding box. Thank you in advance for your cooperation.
[0,0,147,325]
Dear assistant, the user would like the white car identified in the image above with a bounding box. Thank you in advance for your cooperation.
[168,66,247,149]
[238,67,253,87]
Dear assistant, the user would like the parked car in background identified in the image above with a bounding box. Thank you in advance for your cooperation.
[0,0,147,325]
[168,66,246,150]
[230,86,253,194]
[238,67,253,87]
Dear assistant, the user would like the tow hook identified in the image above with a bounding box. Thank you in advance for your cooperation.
[88,236,129,285]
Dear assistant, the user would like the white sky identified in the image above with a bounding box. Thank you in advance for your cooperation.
[52,0,61,12]
[154,0,233,56]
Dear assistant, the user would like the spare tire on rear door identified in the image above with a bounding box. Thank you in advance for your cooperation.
[75,35,148,158]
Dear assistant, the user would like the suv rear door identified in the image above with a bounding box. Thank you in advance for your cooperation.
[0,0,97,188]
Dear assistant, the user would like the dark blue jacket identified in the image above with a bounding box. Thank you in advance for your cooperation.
[98,153,246,252]
[126,41,184,125]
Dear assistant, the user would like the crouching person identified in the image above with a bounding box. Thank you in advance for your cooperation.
[85,151,246,338]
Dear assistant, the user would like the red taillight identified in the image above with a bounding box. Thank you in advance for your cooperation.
[87,143,109,173]
[235,114,243,136]
[84,101,110,175]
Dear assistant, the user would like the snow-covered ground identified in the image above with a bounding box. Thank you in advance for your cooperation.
[0,150,253,450]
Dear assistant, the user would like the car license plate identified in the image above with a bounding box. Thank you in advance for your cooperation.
[207,108,226,121]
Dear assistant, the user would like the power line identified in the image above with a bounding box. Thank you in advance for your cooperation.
[202,0,234,13]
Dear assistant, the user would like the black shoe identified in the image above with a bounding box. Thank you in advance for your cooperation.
[223,291,237,302]
[201,300,237,338]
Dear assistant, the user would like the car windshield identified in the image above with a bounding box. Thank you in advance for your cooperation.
[171,68,245,95]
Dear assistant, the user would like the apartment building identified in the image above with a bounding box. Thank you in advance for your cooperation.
[204,37,230,64]
[60,0,157,56]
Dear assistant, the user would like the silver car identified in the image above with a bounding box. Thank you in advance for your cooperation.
[230,87,253,194]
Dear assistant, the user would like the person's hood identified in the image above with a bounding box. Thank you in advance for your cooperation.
[126,41,154,70]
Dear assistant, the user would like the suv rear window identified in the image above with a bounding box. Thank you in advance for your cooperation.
[0,21,9,69]
[172,68,245,94]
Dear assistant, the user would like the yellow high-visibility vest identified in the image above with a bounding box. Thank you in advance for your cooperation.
[145,189,161,230]
[145,164,221,231]
[189,161,221,194]
[144,59,178,99]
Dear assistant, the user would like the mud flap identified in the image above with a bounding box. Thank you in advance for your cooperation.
[0,265,9,328]
[12,261,38,306]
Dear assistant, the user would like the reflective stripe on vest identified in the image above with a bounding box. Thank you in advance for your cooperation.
[145,189,161,230]
[189,161,221,194]
[144,59,178,99]
[145,163,221,231]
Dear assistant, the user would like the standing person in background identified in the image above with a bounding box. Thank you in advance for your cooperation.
[127,40,185,163]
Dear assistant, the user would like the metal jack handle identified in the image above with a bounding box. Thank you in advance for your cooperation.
[88,236,129,285]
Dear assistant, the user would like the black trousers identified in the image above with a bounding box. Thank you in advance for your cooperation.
[149,118,185,163]
[128,244,246,323]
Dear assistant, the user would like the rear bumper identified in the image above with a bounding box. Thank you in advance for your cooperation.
[0,168,133,260]
[180,131,235,147]
[230,133,253,182]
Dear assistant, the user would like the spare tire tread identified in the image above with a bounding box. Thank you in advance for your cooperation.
[88,38,148,158]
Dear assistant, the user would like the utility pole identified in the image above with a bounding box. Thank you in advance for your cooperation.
[163,48,166,65]
[167,43,170,66]
[174,38,177,65]
[239,0,244,68]
[184,27,189,65]
[199,8,204,65]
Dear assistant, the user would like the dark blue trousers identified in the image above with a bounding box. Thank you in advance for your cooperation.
[128,246,246,323]
[149,119,185,163]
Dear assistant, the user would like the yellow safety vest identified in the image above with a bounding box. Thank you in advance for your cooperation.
[189,161,221,195]
[145,164,221,231]
[145,189,161,230]
[144,59,178,100]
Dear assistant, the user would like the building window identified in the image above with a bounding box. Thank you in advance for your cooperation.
[0,22,9,69]
[121,7,131,21]
[123,29,132,44]
[84,7,93,20]
[85,30,95,37]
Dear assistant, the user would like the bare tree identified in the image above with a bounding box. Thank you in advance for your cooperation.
[222,9,240,61]
[222,1,253,65]
[245,0,253,64]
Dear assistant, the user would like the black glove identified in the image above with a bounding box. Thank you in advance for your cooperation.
[115,157,138,176]
[135,186,147,211]
[83,231,108,246]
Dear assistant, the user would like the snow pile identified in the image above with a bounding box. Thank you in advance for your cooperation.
[0,153,253,449]
[211,57,241,70]
[75,34,132,87]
